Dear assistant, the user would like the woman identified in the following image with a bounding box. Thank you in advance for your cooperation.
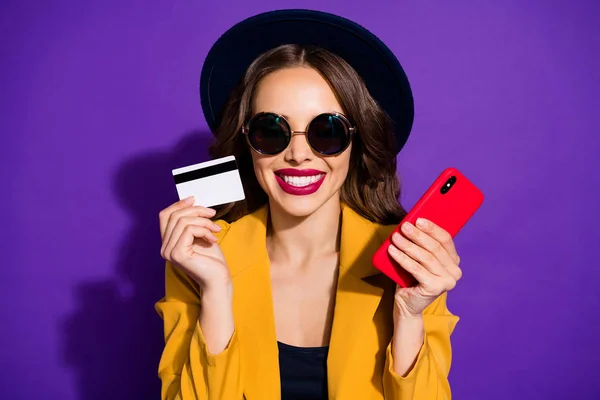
[156,10,461,400]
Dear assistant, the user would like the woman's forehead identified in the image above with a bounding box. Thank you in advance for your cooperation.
[253,67,344,120]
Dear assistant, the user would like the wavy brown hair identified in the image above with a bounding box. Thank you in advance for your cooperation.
[208,44,407,225]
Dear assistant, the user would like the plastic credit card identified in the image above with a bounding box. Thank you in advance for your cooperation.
[172,155,245,207]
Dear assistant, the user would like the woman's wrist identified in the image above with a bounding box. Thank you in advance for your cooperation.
[392,310,424,338]
[391,309,425,377]
[200,278,233,301]
[197,277,233,298]
[393,309,423,322]
[199,281,235,355]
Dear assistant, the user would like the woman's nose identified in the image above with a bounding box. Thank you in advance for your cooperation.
[284,131,313,163]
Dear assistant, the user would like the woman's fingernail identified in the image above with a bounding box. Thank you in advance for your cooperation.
[185,195,195,204]
[416,218,428,229]
[213,223,221,231]
[402,222,413,233]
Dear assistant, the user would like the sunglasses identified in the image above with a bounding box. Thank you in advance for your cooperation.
[241,112,356,156]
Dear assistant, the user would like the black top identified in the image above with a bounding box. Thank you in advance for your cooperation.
[278,341,329,400]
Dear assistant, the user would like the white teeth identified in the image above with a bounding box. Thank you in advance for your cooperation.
[281,174,324,187]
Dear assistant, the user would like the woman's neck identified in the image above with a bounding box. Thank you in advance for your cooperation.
[266,196,342,270]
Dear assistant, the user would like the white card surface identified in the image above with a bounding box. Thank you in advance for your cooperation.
[172,155,245,207]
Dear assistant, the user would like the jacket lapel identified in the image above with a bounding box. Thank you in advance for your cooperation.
[327,204,395,398]
[219,206,281,399]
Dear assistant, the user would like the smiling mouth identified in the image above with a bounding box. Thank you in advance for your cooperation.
[275,173,325,187]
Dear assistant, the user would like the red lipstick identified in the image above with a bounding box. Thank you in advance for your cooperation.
[274,169,326,196]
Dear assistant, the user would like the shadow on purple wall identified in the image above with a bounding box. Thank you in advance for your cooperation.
[61,132,213,399]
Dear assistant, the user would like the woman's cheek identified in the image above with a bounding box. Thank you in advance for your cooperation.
[253,161,273,194]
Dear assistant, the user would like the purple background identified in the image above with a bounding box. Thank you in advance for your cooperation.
[2,1,599,399]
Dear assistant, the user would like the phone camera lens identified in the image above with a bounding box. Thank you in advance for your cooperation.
[440,176,457,195]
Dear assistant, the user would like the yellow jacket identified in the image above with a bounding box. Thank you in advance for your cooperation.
[156,203,459,399]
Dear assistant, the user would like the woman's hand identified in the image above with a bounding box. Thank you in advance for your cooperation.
[387,218,462,318]
[159,196,230,293]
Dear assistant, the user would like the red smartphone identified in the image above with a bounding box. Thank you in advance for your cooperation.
[372,167,484,287]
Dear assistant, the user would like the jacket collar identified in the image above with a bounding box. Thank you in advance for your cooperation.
[222,202,394,279]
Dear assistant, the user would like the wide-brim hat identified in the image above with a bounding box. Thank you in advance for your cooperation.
[200,9,414,154]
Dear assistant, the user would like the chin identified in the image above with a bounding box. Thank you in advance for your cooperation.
[273,194,332,218]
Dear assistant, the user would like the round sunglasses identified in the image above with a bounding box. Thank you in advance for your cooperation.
[241,112,356,156]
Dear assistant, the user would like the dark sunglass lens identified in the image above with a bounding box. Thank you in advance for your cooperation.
[248,114,290,154]
[308,114,350,155]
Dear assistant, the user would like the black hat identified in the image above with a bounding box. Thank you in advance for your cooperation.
[200,9,414,154]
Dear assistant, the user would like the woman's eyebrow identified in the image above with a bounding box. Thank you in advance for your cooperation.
[253,111,290,119]
[275,112,339,120]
